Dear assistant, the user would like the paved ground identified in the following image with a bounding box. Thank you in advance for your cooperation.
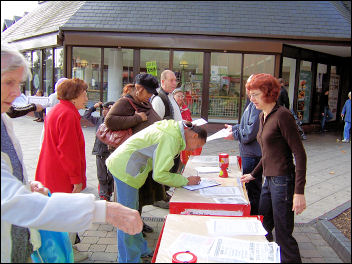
[11,115,351,263]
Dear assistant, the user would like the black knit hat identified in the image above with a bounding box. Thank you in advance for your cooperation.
[135,73,159,95]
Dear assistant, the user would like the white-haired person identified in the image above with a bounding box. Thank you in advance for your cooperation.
[341,91,351,143]
[1,44,142,263]
[39,76,67,147]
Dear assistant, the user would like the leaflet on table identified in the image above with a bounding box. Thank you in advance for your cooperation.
[206,128,229,142]
[208,237,281,263]
[206,218,267,236]
[190,156,219,165]
[183,178,220,191]
[199,186,244,196]
[192,118,207,126]
[168,232,215,256]
[195,166,220,174]
[212,196,248,204]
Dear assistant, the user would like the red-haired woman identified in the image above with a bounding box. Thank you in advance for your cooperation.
[240,73,307,263]
[35,78,89,261]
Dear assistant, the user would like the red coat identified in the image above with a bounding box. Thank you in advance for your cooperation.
[35,100,86,193]
[180,104,192,122]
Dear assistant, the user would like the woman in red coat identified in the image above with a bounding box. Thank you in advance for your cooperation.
[35,78,88,194]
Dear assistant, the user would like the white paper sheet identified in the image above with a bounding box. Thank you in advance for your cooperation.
[195,166,220,174]
[206,218,268,236]
[208,237,281,263]
[27,96,50,105]
[189,156,219,165]
[183,178,220,191]
[206,128,229,142]
[192,118,208,126]
[213,196,248,204]
[199,186,243,196]
[168,232,215,256]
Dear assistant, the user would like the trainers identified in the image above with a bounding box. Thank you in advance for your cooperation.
[341,139,349,143]
[73,248,88,262]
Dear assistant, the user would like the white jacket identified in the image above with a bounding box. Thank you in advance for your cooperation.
[1,114,106,263]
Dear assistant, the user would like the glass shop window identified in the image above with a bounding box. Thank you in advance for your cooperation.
[297,60,312,123]
[72,47,101,108]
[173,51,203,118]
[209,52,242,123]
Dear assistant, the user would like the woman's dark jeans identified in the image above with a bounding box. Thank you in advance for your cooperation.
[259,175,302,263]
[242,156,262,215]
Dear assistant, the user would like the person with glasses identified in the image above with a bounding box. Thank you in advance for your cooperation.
[240,73,307,263]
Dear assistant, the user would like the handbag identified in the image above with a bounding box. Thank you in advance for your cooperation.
[96,97,138,148]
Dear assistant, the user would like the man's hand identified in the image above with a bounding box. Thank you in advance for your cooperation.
[136,111,147,121]
[292,194,306,215]
[30,180,49,196]
[72,183,83,193]
[187,176,201,185]
[94,102,103,109]
[240,174,255,183]
[224,124,234,140]
[35,104,44,112]
[106,202,143,235]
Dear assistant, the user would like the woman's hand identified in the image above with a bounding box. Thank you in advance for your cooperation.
[292,194,306,215]
[187,176,201,185]
[94,102,103,109]
[30,181,49,196]
[136,111,147,121]
[72,183,83,193]
[224,124,234,140]
[240,174,255,183]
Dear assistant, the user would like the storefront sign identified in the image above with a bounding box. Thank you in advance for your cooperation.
[146,61,157,76]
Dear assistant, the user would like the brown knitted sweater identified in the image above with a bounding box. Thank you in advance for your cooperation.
[251,104,307,194]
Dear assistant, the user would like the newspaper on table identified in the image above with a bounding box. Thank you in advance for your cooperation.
[27,96,50,105]
[206,218,267,236]
[183,178,221,191]
[199,186,243,197]
[208,237,281,263]
[168,232,215,256]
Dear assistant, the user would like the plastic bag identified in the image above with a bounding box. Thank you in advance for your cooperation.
[31,230,74,263]
[30,191,74,263]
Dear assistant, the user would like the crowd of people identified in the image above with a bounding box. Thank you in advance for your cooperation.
[3,42,350,263]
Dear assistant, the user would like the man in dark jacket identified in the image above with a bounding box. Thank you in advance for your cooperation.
[224,99,262,215]
[320,89,333,132]
[277,78,290,109]
[83,101,114,201]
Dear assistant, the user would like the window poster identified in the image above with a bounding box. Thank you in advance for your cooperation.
[146,61,157,76]
[298,71,312,123]
[328,74,340,121]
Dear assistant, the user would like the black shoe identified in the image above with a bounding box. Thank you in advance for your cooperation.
[33,118,40,121]
[143,222,154,233]
[153,200,169,209]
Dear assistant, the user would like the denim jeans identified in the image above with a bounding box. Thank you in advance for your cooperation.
[259,175,302,263]
[242,156,262,215]
[321,106,333,131]
[114,177,152,263]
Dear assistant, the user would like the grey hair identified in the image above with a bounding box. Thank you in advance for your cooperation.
[1,43,32,81]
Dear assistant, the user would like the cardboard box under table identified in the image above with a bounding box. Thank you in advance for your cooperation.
[169,155,251,216]
[152,214,272,263]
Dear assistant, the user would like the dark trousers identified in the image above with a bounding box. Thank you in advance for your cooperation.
[96,155,114,199]
[259,175,302,263]
[242,156,262,215]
